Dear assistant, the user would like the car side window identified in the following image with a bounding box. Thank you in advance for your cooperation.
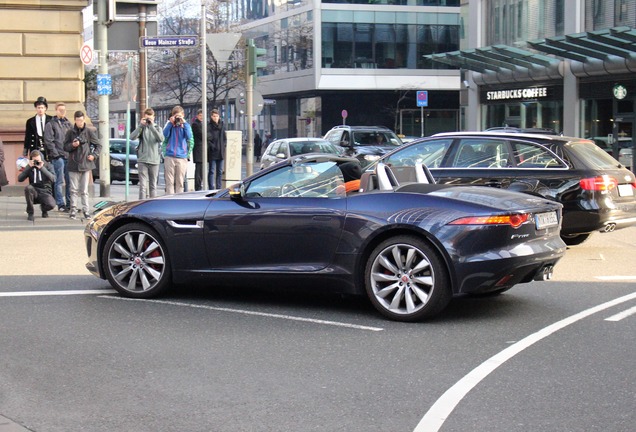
[453,139,510,168]
[325,130,342,145]
[511,141,565,168]
[385,139,451,168]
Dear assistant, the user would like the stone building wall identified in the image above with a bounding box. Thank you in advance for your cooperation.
[0,0,89,185]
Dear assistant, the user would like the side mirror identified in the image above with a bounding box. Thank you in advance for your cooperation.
[276,152,286,159]
[228,182,245,200]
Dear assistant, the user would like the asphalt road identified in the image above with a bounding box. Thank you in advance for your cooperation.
[0,224,634,432]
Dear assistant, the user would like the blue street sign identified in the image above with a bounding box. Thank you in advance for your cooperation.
[416,90,428,107]
[140,36,199,49]
[97,74,112,96]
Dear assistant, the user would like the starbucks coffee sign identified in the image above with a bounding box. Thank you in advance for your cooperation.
[485,87,548,101]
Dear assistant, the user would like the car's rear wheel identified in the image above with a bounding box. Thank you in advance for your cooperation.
[365,236,451,322]
[561,232,591,246]
[102,223,171,298]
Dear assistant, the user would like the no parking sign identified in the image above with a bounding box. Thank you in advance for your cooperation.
[416,90,428,107]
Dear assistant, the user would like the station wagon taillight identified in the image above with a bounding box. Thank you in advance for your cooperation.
[579,176,618,191]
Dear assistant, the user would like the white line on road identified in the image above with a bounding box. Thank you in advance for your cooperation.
[0,289,116,297]
[413,291,636,432]
[595,275,636,281]
[99,296,385,332]
[605,305,636,322]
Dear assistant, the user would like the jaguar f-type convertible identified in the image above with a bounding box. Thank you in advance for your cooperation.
[85,154,566,322]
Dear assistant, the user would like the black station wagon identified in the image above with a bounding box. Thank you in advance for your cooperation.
[378,131,636,245]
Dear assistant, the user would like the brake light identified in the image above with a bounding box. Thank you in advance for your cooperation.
[579,175,618,191]
[449,214,529,228]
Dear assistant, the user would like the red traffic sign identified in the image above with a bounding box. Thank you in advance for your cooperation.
[80,44,93,65]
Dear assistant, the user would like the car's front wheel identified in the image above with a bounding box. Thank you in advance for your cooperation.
[102,223,171,298]
[365,236,451,322]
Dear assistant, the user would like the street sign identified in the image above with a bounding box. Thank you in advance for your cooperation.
[80,43,94,65]
[416,90,428,107]
[140,35,198,49]
[97,74,112,96]
[206,33,242,63]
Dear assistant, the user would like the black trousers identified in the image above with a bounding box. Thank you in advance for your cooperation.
[194,162,203,191]
[25,185,55,215]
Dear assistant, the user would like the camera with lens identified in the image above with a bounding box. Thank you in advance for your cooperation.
[174,116,183,126]
[33,160,42,168]
[74,136,86,146]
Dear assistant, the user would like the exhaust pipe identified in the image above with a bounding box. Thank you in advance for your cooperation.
[534,265,554,281]
[602,223,616,233]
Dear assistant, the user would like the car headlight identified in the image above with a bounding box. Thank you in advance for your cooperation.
[111,159,124,167]
[364,155,381,162]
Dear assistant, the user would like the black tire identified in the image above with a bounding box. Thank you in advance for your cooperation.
[102,223,171,298]
[561,232,591,246]
[131,180,139,185]
[364,235,451,322]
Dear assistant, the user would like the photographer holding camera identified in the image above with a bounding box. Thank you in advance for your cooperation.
[64,111,100,220]
[130,108,163,199]
[162,105,193,194]
[17,149,56,221]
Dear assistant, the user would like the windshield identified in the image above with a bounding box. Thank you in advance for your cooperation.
[351,131,402,147]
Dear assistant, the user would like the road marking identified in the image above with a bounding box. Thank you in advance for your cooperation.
[100,296,385,332]
[0,289,116,297]
[413,291,636,432]
[595,275,636,281]
[605,305,636,322]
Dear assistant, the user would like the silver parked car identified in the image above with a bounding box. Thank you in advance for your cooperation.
[259,138,343,169]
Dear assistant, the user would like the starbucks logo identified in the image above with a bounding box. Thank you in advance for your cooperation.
[613,84,627,100]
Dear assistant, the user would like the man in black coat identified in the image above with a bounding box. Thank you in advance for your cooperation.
[207,109,226,190]
[23,96,53,160]
[17,149,56,221]
[191,109,204,190]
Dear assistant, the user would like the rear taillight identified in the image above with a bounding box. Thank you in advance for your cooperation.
[449,214,529,228]
[579,175,618,191]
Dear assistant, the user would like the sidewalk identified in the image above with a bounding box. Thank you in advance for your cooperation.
[0,183,136,231]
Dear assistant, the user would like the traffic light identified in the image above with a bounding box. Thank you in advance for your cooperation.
[247,38,267,76]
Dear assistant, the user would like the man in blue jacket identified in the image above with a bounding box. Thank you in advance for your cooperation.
[162,105,193,194]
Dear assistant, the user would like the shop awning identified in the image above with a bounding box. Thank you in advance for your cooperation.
[425,45,559,73]
[528,26,636,62]
[425,26,636,74]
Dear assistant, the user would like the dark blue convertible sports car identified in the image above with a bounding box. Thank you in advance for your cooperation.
[85,154,566,322]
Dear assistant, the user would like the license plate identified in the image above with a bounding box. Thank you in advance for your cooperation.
[130,169,138,175]
[618,184,634,197]
[535,211,558,229]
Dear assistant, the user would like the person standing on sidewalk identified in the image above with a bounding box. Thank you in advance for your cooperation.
[191,109,204,191]
[0,138,9,192]
[64,111,100,220]
[162,105,193,194]
[17,150,56,221]
[130,108,163,199]
[207,109,226,190]
[23,96,52,160]
[43,102,72,212]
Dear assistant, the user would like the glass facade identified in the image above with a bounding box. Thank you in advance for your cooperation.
[485,0,565,45]
[585,0,636,30]
[322,1,460,5]
[322,11,460,69]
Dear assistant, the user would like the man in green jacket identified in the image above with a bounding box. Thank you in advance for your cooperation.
[131,108,164,199]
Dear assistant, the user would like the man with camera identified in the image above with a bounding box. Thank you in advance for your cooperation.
[162,105,193,194]
[130,108,163,199]
[17,150,56,221]
[64,111,100,220]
